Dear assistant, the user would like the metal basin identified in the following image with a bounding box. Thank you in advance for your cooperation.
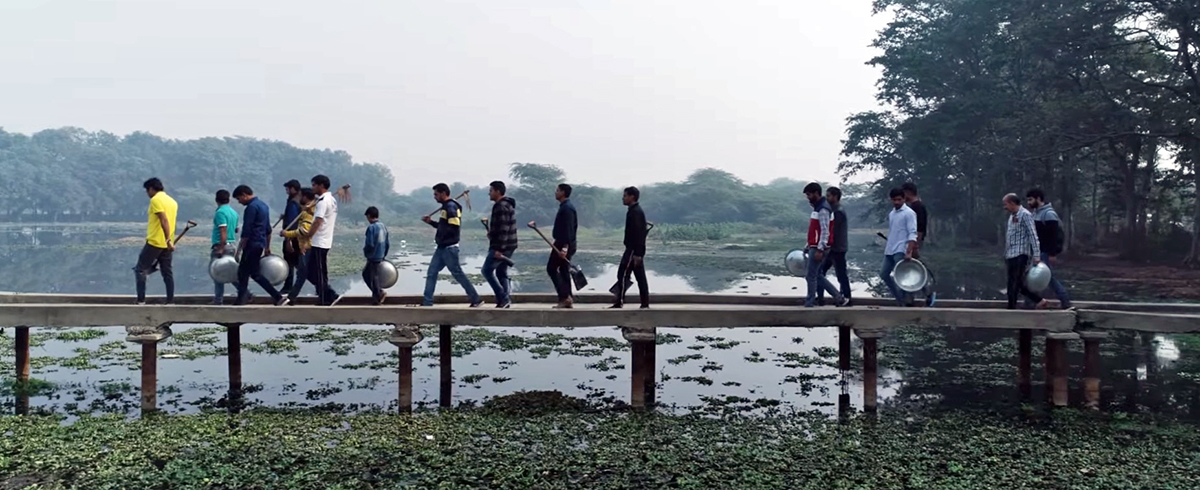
[259,254,289,287]
[892,258,928,293]
[208,256,239,284]
[377,260,398,289]
[1025,262,1052,292]
[784,249,807,276]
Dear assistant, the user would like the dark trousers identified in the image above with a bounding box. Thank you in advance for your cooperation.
[1005,255,1043,309]
[287,249,309,301]
[546,244,577,301]
[307,247,338,305]
[817,251,851,304]
[282,238,301,291]
[236,245,282,304]
[134,243,173,303]
[614,248,649,307]
[363,260,385,304]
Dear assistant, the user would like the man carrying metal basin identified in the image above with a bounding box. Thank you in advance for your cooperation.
[1026,188,1072,310]
[880,188,918,306]
[232,185,285,306]
[211,189,238,305]
[802,183,846,308]
[1002,193,1048,310]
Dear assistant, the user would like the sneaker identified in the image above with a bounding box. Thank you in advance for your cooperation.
[496,301,511,309]
[469,301,483,308]
[838,296,851,308]
[639,305,650,309]
[553,299,574,309]
[378,291,388,305]
[136,301,146,306]
[925,293,937,308]
[329,295,343,307]
[609,303,624,309]
[274,296,288,306]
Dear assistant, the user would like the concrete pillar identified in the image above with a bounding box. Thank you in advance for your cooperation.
[439,325,453,408]
[221,323,243,407]
[1078,330,1109,410]
[1018,329,1032,398]
[621,327,656,409]
[854,327,885,413]
[1046,332,1079,408]
[125,323,174,416]
[644,329,657,406]
[388,325,424,414]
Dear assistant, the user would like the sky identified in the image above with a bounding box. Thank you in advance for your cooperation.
[0,0,888,192]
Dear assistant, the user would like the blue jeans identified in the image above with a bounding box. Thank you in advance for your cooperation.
[211,245,226,304]
[805,249,840,307]
[482,248,514,305]
[423,245,481,306]
[880,252,909,305]
[1025,252,1071,308]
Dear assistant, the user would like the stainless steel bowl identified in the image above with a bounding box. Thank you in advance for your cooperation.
[208,256,239,284]
[1025,262,1052,292]
[259,254,289,287]
[892,258,928,293]
[377,260,398,289]
[784,249,807,276]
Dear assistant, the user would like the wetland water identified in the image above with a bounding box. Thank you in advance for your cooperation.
[1,225,1198,418]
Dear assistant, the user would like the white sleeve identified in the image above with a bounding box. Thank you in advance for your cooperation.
[313,198,328,220]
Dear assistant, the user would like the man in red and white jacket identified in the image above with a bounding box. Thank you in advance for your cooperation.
[803,183,847,307]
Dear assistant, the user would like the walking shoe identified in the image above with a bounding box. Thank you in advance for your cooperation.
[1035,299,1050,310]
[496,302,511,309]
[640,305,650,309]
[925,292,937,308]
[609,303,624,309]
[469,301,484,308]
[135,301,146,306]
[274,296,288,306]
[553,298,574,309]
[838,296,851,307]
[378,291,388,305]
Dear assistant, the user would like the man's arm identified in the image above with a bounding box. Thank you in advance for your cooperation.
[904,212,918,258]
[1024,213,1041,262]
[157,212,173,251]
[817,208,831,250]
[363,226,376,258]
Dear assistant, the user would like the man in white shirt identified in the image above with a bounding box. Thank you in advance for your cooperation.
[305,174,340,306]
[880,187,918,306]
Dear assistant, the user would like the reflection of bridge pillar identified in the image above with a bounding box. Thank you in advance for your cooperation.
[389,325,425,414]
[622,327,656,409]
[440,325,453,408]
[221,323,244,410]
[1045,332,1079,408]
[838,326,851,371]
[1078,330,1109,409]
[15,326,30,383]
[126,323,174,416]
[854,327,885,413]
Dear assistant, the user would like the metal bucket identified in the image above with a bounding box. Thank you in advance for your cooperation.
[784,249,807,276]
[208,256,239,284]
[892,258,928,293]
[259,254,289,287]
[1025,262,1052,292]
[377,260,398,289]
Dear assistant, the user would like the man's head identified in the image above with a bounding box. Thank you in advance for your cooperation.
[1003,193,1022,213]
[311,175,331,194]
[232,185,254,205]
[803,183,823,204]
[826,186,842,206]
[489,181,506,202]
[1025,188,1046,209]
[215,189,230,206]
[143,178,164,198]
[556,183,572,202]
[432,183,451,203]
[300,187,316,206]
[889,188,906,209]
[623,186,640,206]
[365,206,380,222]
[284,179,302,198]
[901,182,919,202]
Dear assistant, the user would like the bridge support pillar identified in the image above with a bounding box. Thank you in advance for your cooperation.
[126,323,174,416]
[622,327,657,409]
[1045,332,1079,408]
[1018,330,1032,398]
[221,323,244,410]
[838,326,851,371]
[440,325,453,408]
[1078,330,1108,410]
[389,325,425,414]
[854,328,885,413]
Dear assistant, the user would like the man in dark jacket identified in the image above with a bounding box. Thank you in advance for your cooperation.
[483,181,518,308]
[611,186,649,309]
[421,183,482,307]
[545,183,578,308]
[818,186,852,306]
[1026,188,1072,309]
[281,179,303,292]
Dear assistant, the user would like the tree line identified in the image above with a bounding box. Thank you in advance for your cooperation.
[840,0,1200,264]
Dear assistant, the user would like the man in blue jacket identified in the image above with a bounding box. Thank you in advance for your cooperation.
[421,183,483,307]
[545,183,578,308]
[1026,188,1072,309]
[233,185,285,306]
[362,206,390,305]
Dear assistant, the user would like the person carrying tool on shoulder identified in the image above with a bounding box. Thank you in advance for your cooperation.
[280,188,315,305]
[422,183,483,307]
[546,184,578,308]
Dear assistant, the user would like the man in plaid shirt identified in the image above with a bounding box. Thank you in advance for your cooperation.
[1003,193,1048,309]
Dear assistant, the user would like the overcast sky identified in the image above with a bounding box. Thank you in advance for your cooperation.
[0,0,887,192]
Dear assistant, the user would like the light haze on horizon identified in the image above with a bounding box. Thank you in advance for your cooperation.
[0,0,887,192]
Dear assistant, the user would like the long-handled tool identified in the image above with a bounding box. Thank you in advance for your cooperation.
[423,190,471,220]
[527,222,587,290]
[480,217,516,267]
[143,220,198,275]
[609,222,655,296]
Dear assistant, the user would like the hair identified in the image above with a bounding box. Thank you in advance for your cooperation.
[432,183,451,195]
[889,188,905,199]
[557,183,573,198]
[215,189,230,205]
[1026,188,1045,201]
[901,182,919,195]
[232,185,253,198]
[300,187,316,201]
[489,181,506,195]
[284,179,302,192]
[364,206,380,219]
[803,182,822,195]
[311,174,331,189]
[1004,193,1022,205]
[827,187,842,200]
[143,178,164,192]
[624,186,640,200]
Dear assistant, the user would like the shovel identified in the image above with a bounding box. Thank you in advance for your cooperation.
[480,218,515,267]
[142,220,198,275]
[527,222,587,291]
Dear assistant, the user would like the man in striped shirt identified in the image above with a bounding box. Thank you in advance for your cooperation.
[1003,193,1048,310]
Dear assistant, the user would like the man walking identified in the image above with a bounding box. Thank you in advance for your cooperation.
[1026,189,1072,309]
[880,188,917,306]
[902,183,936,306]
[817,186,851,306]
[307,175,340,306]
[803,183,846,308]
[281,188,316,304]
[483,181,518,308]
[211,189,239,305]
[545,184,578,308]
[1004,194,1048,309]
[611,186,650,309]
[422,183,483,307]
[362,206,390,305]
[134,177,177,305]
[281,179,303,292]
[232,185,285,306]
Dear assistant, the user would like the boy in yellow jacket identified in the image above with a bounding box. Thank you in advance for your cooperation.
[280,188,316,304]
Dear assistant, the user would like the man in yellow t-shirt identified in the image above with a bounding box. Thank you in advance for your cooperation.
[135,177,178,305]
